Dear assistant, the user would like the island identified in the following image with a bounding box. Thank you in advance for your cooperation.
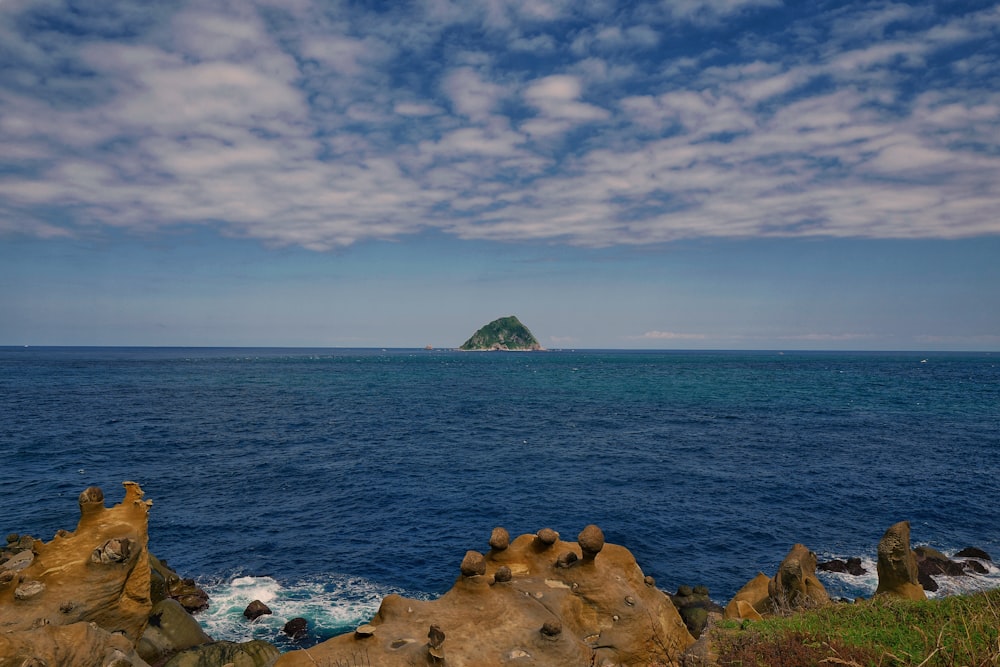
[459,315,543,351]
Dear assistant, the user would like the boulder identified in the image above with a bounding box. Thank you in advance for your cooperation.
[724,572,771,621]
[817,557,866,576]
[874,521,926,601]
[149,555,210,613]
[0,621,151,667]
[669,586,724,638]
[243,599,272,621]
[273,525,694,666]
[955,547,992,561]
[283,617,308,640]
[489,527,510,551]
[137,598,212,665]
[161,639,279,667]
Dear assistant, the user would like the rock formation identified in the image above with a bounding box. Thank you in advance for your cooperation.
[0,482,269,667]
[459,315,543,351]
[0,482,154,642]
[768,543,830,610]
[725,544,830,620]
[669,585,724,638]
[875,521,927,601]
[274,524,695,666]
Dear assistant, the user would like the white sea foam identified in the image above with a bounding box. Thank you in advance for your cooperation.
[816,552,1000,602]
[196,574,427,648]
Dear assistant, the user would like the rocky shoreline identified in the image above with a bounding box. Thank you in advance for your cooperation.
[1,483,994,666]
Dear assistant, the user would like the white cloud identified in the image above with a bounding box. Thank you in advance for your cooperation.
[0,0,998,251]
[442,67,508,120]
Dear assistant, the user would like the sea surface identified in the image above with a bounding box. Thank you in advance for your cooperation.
[2,347,999,650]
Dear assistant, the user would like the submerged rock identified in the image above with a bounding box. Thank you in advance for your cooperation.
[817,557,867,576]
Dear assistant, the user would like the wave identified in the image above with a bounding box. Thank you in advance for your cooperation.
[195,573,429,651]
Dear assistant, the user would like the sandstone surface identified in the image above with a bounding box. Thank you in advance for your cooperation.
[725,544,829,620]
[0,482,154,643]
[875,521,927,601]
[274,524,694,667]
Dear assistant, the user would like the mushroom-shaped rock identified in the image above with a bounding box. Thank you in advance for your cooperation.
[78,486,105,511]
[540,619,562,639]
[493,565,512,583]
[243,599,272,621]
[578,525,605,561]
[489,527,510,551]
[427,624,445,649]
[460,550,486,577]
[875,521,926,601]
[355,624,376,638]
[535,528,559,548]
[556,551,578,568]
[768,543,829,610]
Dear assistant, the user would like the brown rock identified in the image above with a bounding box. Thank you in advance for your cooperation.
[724,572,771,620]
[577,525,605,561]
[489,527,510,551]
[0,621,147,666]
[243,599,273,621]
[460,550,486,577]
[161,639,279,667]
[540,619,562,638]
[273,528,695,667]
[535,528,559,547]
[875,521,927,601]
[283,617,308,639]
[767,544,830,611]
[493,565,512,583]
[955,547,992,561]
[0,481,155,643]
[137,598,212,664]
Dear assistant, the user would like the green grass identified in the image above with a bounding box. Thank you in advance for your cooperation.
[713,589,1000,666]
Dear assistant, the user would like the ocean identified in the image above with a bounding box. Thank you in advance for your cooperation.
[2,347,998,650]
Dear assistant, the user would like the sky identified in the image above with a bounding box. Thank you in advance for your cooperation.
[1,0,998,350]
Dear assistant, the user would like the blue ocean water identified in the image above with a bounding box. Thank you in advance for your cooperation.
[2,347,999,649]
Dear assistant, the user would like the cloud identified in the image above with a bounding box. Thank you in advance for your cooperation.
[1,0,999,250]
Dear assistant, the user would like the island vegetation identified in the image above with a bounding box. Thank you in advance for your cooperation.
[459,315,542,351]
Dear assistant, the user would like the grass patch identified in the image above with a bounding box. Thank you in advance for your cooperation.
[713,589,1000,666]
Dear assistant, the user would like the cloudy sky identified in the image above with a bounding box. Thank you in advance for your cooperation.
[1,0,998,349]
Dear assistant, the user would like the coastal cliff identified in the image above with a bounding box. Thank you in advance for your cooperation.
[2,485,997,666]
[459,315,543,351]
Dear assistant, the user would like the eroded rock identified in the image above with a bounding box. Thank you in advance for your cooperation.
[0,482,155,643]
[273,526,695,667]
[875,521,926,601]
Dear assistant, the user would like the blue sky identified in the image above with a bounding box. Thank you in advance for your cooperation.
[1,0,998,349]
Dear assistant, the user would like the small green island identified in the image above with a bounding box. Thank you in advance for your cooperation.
[459,315,543,351]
